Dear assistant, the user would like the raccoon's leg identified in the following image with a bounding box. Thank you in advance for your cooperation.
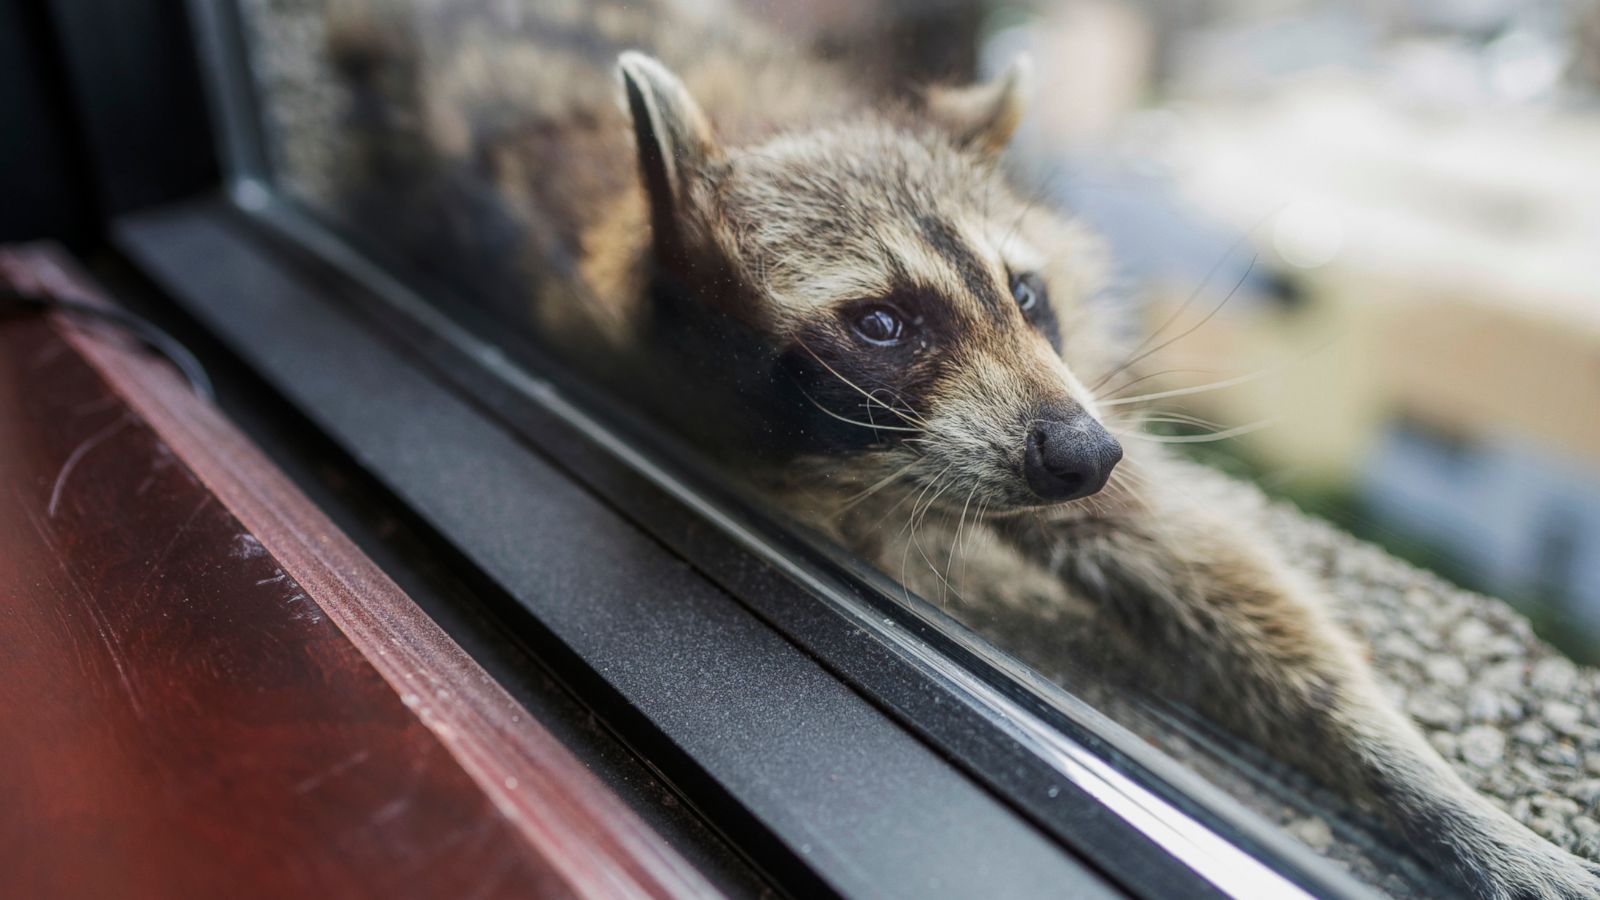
[1033,502,1600,900]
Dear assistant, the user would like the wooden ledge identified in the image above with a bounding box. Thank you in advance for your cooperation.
[0,245,717,899]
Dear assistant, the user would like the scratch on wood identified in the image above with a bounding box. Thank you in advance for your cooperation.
[69,394,120,418]
[285,591,324,624]
[29,339,66,369]
[22,500,149,719]
[231,533,266,559]
[47,414,130,518]
[294,749,373,794]
[371,796,411,824]
[129,495,213,603]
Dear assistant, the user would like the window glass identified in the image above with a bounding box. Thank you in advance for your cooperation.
[236,0,1600,894]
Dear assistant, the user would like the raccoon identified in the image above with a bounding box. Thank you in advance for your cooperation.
[325,2,1600,896]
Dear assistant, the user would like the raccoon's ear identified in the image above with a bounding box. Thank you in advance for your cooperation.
[924,54,1032,158]
[618,52,720,256]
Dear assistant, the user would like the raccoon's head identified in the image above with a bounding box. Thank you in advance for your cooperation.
[619,52,1123,512]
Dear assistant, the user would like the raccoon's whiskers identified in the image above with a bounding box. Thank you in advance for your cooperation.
[889,464,950,536]
[1136,410,1232,431]
[942,482,980,604]
[1123,418,1277,444]
[1100,367,1272,408]
[912,476,961,604]
[1113,219,1264,375]
[897,476,940,600]
[964,497,992,585]
[1101,333,1339,413]
[999,161,1064,259]
[1096,479,1132,508]
[797,341,929,429]
[799,389,921,433]
[866,486,917,533]
[863,394,924,431]
[1106,463,1152,494]
[1091,252,1258,394]
[835,458,924,515]
[1100,367,1224,403]
[898,466,957,605]
[1092,466,1157,518]
[1115,407,1270,439]
[905,469,954,543]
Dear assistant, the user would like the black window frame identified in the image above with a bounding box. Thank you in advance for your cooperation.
[46,0,1393,896]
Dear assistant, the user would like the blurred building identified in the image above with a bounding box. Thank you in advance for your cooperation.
[983,0,1600,642]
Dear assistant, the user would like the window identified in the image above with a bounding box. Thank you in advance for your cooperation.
[137,1,1600,897]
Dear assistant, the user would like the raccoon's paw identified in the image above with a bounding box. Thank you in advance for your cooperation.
[1450,820,1600,900]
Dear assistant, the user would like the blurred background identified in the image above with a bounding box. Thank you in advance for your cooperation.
[750,0,1600,662]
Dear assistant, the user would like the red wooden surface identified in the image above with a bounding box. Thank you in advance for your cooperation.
[0,246,718,900]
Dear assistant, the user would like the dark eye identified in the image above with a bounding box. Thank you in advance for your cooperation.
[851,305,906,345]
[1011,272,1046,316]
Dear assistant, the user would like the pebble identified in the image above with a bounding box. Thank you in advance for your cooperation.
[1459,726,1507,768]
[1575,818,1600,857]
[1408,693,1464,730]
[1544,701,1586,737]
[1529,815,1575,847]
[1574,819,1600,851]
[1570,779,1600,807]
[1479,660,1527,691]
[1452,619,1495,655]
[1484,636,1526,659]
[1425,656,1470,688]
[1514,759,1554,787]
[1376,633,1426,665]
[1537,742,1582,768]
[1514,721,1553,746]
[1482,773,1522,799]
[1468,688,1523,723]
[1531,795,1582,818]
[1532,658,1580,696]
[1511,797,1534,821]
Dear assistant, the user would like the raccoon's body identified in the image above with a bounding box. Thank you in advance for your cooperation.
[329,2,1599,896]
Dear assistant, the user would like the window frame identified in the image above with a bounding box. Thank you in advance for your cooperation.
[86,0,1391,896]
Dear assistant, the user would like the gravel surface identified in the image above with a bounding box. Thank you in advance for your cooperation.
[1285,493,1600,869]
[970,470,1600,893]
[1275,491,1600,860]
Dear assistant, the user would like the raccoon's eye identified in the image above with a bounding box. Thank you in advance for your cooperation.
[1011,272,1046,316]
[851,305,906,346]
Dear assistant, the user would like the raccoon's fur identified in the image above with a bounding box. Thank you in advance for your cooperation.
[326,2,1600,896]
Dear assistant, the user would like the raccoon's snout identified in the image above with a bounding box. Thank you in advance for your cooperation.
[1023,414,1122,502]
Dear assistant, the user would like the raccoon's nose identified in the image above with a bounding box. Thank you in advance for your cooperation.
[1024,415,1122,502]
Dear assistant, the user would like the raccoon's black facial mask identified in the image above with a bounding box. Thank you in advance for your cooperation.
[839,271,1056,353]
[621,50,1120,509]
[775,302,947,457]
[776,266,1067,449]
[769,258,1120,510]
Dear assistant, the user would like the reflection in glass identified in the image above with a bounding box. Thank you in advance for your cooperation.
[237,1,1600,895]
